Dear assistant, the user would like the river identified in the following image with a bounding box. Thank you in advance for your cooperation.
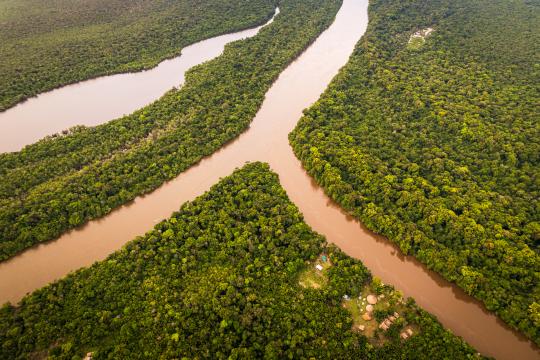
[0,9,278,153]
[0,0,538,358]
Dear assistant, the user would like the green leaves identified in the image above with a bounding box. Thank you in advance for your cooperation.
[0,163,479,359]
[290,0,540,345]
[0,0,342,261]
[0,0,277,111]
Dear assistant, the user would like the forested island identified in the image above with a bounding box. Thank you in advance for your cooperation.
[0,0,276,111]
[290,0,539,345]
[0,163,481,359]
[0,0,342,260]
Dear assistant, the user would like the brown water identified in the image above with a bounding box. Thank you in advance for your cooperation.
[0,9,278,153]
[0,1,538,358]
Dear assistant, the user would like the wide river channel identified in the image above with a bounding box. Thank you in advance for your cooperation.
[0,1,538,358]
[0,9,278,153]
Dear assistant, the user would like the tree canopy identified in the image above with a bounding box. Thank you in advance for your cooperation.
[0,0,342,261]
[0,0,276,111]
[0,163,481,359]
[290,0,540,344]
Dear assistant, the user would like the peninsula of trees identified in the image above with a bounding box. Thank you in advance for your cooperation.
[0,163,481,359]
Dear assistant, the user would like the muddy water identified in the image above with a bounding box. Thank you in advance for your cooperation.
[0,9,278,153]
[0,0,537,358]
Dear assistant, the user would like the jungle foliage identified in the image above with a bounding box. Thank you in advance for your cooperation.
[0,163,481,359]
[290,0,540,344]
[0,0,342,260]
[0,0,276,110]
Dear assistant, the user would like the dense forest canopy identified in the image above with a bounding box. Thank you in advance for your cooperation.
[0,163,481,359]
[0,0,276,111]
[290,0,540,344]
[0,0,342,260]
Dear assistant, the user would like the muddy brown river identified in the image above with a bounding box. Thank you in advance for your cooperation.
[0,1,538,358]
[0,9,278,153]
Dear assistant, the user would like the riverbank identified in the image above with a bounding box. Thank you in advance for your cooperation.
[0,0,537,357]
[0,9,279,153]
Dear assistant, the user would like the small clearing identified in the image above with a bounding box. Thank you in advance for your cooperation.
[298,254,332,289]
[407,27,434,50]
[342,280,421,345]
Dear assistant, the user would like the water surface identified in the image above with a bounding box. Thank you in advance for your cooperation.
[0,1,537,358]
[0,9,278,153]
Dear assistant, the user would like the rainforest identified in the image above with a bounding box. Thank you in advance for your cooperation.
[0,0,538,358]
[0,0,276,111]
[0,163,481,359]
[290,0,540,346]
[0,0,341,260]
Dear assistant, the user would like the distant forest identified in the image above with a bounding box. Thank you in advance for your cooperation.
[290,0,540,344]
[0,163,481,359]
[0,0,341,260]
[0,0,276,110]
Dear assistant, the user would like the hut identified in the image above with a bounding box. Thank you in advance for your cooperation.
[365,304,374,313]
[362,313,372,321]
[366,294,378,305]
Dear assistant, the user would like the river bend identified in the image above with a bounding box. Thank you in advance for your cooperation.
[0,1,537,358]
[0,9,278,153]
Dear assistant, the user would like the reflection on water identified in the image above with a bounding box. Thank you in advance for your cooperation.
[0,1,537,358]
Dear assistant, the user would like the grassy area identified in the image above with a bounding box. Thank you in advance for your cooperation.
[298,254,332,288]
[407,28,434,50]
[300,255,425,346]
[407,36,425,50]
[298,254,419,346]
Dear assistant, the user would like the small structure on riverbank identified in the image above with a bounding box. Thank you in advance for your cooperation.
[400,327,414,340]
[367,294,377,305]
[299,254,333,289]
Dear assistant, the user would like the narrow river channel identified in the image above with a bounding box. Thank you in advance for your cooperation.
[0,1,538,358]
[0,9,278,153]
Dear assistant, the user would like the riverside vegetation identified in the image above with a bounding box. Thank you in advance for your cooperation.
[0,0,276,111]
[0,163,482,359]
[290,0,540,344]
[0,0,342,260]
